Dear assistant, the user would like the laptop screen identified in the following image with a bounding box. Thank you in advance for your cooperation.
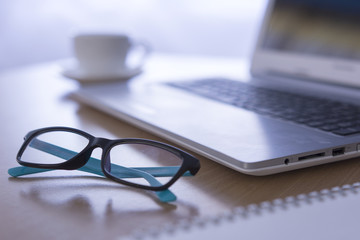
[252,0,360,87]
[262,0,360,61]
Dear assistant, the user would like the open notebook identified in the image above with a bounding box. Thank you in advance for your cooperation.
[126,183,360,240]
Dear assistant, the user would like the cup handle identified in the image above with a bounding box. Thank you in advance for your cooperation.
[127,40,151,70]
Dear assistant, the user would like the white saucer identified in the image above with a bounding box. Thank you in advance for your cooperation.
[62,66,142,83]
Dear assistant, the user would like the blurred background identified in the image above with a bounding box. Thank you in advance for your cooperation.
[0,0,267,72]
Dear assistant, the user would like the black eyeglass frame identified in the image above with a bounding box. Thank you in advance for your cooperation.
[16,126,200,191]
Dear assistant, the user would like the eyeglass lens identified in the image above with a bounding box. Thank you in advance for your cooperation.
[20,131,90,164]
[106,143,183,187]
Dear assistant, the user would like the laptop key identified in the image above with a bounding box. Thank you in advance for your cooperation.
[332,127,360,136]
[319,124,342,131]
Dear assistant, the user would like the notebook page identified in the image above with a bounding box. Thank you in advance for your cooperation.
[126,183,360,240]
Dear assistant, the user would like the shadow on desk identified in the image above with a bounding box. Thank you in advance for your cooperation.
[8,175,199,239]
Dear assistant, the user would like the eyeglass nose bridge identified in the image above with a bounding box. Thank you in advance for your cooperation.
[91,137,113,172]
[65,138,111,170]
[63,145,94,170]
[92,137,112,148]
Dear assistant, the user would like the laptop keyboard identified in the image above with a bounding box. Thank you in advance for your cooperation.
[168,78,360,136]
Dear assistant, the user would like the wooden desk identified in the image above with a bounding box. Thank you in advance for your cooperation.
[1,54,360,240]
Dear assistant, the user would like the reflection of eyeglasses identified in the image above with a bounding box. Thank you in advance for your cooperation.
[8,127,200,202]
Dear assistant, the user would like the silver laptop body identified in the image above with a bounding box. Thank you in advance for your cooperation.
[73,0,360,175]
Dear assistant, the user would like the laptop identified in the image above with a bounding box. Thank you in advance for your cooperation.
[72,0,360,176]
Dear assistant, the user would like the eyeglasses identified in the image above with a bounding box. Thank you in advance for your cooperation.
[8,127,200,202]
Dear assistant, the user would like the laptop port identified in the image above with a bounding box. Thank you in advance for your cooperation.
[298,152,325,161]
[332,147,345,156]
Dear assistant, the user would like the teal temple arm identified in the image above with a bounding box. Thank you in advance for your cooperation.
[8,139,193,202]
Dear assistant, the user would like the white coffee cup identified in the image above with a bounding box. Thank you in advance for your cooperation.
[73,33,149,76]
